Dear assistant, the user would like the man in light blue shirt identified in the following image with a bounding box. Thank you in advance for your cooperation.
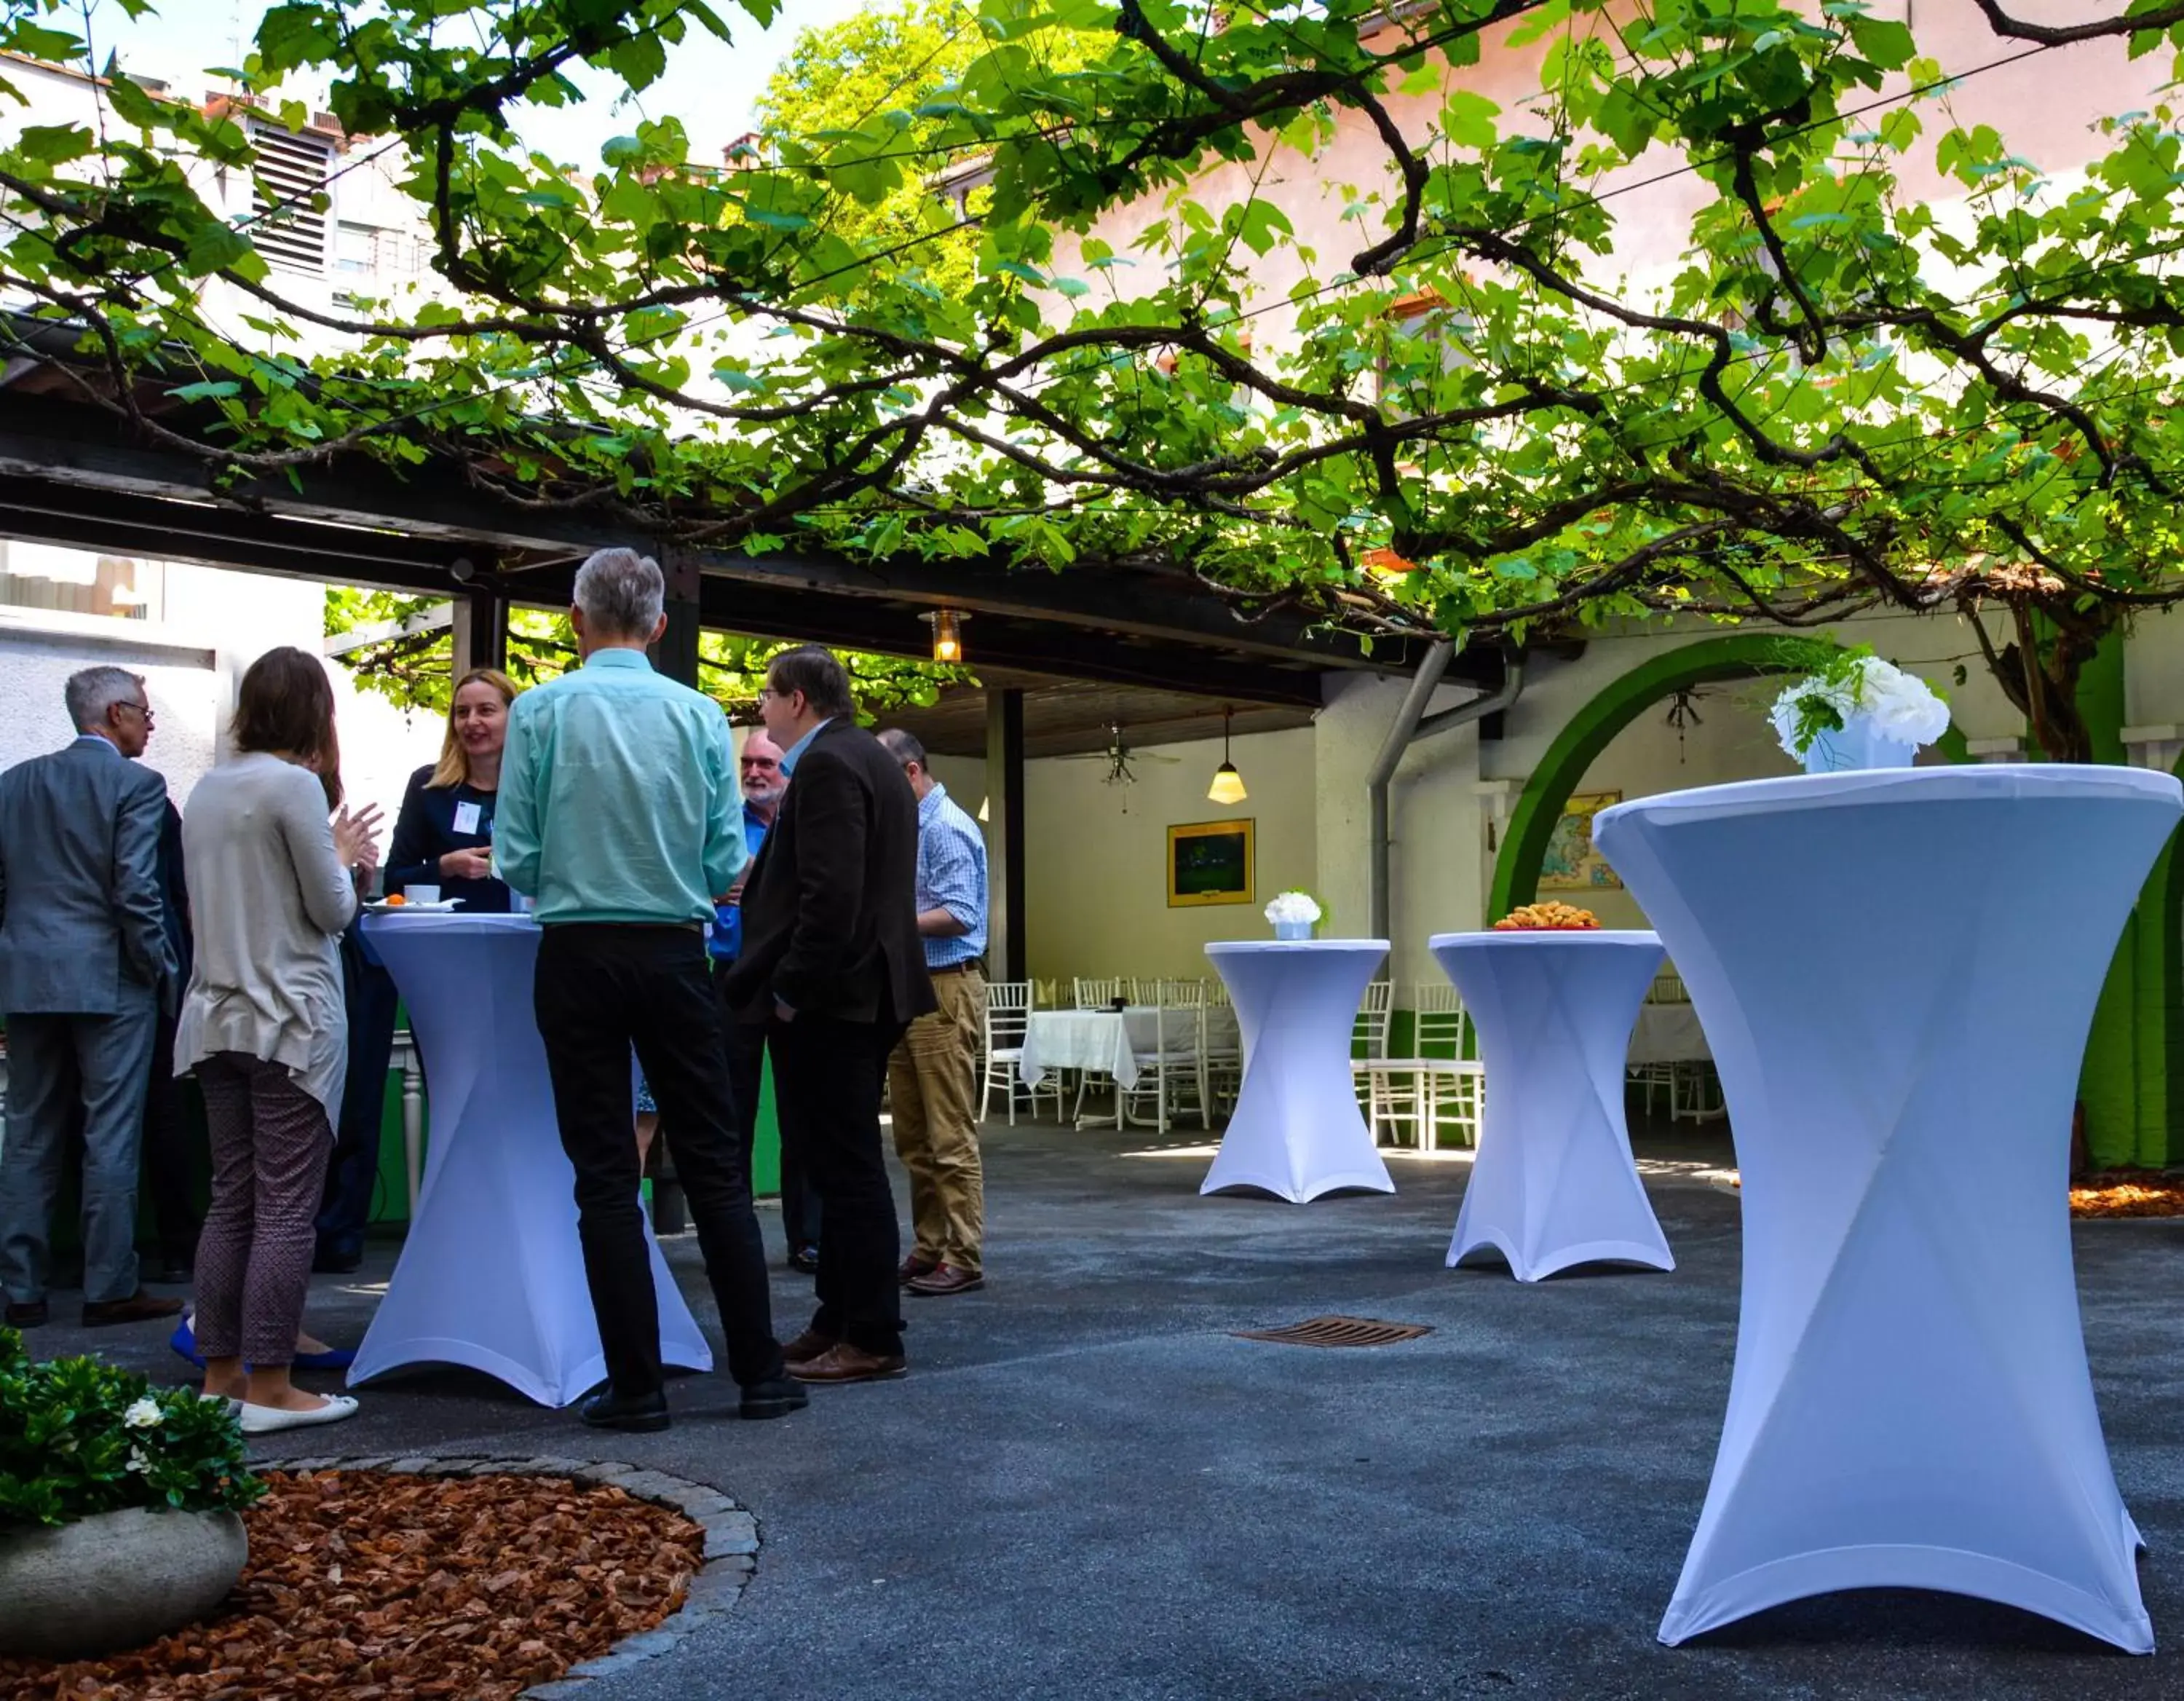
[874,729,991,1296]
[498,546,800,1434]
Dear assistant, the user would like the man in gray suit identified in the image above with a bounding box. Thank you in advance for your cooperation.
[0,666,184,1329]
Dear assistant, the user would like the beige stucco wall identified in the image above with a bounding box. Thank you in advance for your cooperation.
[1018,725,1315,986]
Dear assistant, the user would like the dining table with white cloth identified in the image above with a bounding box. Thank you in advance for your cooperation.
[348,912,713,1408]
[1596,764,2182,1654]
[1199,940,1393,1202]
[1018,1004,1238,1097]
[1626,1001,1711,1064]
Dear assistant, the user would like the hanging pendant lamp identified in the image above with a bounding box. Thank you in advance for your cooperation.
[1208,707,1248,804]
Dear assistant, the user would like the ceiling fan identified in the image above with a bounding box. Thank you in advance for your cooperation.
[1059,722,1182,789]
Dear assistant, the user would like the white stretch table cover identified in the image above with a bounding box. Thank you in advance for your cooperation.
[1431,932,1674,1281]
[1628,1002,1712,1064]
[1018,1005,1238,1092]
[1595,766,2182,1654]
[1200,941,1393,1202]
[349,914,712,1406]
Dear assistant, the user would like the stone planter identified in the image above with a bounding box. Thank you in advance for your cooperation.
[0,1507,247,1659]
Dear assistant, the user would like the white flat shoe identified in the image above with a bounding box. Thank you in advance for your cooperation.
[240,1394,359,1434]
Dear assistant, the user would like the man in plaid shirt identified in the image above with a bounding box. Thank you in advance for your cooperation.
[875,730,990,1297]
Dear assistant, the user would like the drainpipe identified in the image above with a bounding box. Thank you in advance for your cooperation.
[1367,646,1527,940]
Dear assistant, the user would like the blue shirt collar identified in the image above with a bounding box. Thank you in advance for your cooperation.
[781,717,833,775]
[920,778,949,819]
[71,733,119,756]
[583,647,654,672]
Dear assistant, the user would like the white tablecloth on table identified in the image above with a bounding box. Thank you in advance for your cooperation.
[349,913,713,1408]
[1200,941,1393,1202]
[1627,1002,1711,1065]
[1431,931,1675,1282]
[1018,1006,1236,1092]
[1597,765,2182,1654]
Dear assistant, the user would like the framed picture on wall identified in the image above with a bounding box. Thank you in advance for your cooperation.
[1538,791,1624,891]
[1168,818,1256,907]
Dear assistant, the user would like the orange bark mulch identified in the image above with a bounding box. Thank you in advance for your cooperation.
[1717,1168,2184,1218]
[0,1470,703,1700]
[2069,1169,2184,1218]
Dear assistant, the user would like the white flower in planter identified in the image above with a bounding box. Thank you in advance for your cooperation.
[1860,659,1952,746]
[1770,652,1949,760]
[1265,891,1322,926]
[122,1397,163,1431]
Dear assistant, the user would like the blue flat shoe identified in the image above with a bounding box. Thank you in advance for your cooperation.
[172,1312,355,1373]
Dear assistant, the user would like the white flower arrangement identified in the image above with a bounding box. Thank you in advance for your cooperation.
[1265,891,1322,926]
[1769,650,1950,760]
[122,1396,164,1431]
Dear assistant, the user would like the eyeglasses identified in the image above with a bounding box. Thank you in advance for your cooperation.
[740,756,779,769]
[122,701,154,723]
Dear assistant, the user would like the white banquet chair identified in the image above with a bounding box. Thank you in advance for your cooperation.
[1120,983,1211,1134]
[1358,984,1484,1151]
[1074,976,1122,1009]
[982,981,1059,1125]
[1348,980,1394,1116]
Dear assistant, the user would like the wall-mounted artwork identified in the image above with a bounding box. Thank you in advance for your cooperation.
[1168,818,1256,907]
[1538,791,1624,891]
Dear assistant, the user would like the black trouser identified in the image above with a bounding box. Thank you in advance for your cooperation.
[141,1006,201,1270]
[316,928,400,1262]
[768,1011,906,1357]
[713,965,823,1255]
[534,924,783,1397]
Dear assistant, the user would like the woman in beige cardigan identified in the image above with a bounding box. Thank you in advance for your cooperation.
[177,648,381,1435]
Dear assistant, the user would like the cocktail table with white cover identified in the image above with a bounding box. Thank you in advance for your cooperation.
[1595,765,2181,1654]
[349,912,712,1407]
[1200,940,1393,1202]
[1430,931,1674,1281]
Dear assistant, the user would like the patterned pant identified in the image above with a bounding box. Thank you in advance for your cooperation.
[193,1053,333,1367]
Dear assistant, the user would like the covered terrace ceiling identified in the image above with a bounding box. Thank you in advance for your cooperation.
[0,341,1502,709]
[878,676,1315,759]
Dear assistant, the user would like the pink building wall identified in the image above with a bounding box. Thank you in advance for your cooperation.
[1059,4,2158,335]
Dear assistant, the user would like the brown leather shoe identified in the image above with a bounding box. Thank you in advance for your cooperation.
[81,1289,185,1328]
[898,1252,940,1287]
[4,1301,47,1330]
[781,1327,836,1365]
[788,1343,906,1384]
[906,1263,984,1298]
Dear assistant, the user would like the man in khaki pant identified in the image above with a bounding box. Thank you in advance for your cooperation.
[876,730,989,1297]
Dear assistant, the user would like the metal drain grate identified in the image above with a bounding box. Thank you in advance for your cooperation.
[1233,1315,1433,1349]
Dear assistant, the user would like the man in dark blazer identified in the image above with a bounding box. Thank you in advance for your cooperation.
[721,645,936,1384]
[140,794,201,1283]
[0,666,181,1329]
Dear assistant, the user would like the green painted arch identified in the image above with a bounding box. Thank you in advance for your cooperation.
[1487,634,1971,920]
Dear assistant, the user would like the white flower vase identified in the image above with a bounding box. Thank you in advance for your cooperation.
[1274,920,1313,941]
[1803,714,1915,775]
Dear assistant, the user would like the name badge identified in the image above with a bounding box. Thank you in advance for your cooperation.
[453,801,482,834]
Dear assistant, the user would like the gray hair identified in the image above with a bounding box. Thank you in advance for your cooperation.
[572,547,665,641]
[876,728,926,770]
[64,666,143,733]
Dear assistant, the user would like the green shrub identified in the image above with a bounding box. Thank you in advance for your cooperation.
[0,1328,264,1529]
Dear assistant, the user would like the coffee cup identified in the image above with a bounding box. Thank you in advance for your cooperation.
[405,884,441,905]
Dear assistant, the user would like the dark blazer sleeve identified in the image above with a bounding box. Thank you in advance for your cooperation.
[112,763,175,996]
[384,766,444,895]
[769,747,871,1012]
[158,798,191,987]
